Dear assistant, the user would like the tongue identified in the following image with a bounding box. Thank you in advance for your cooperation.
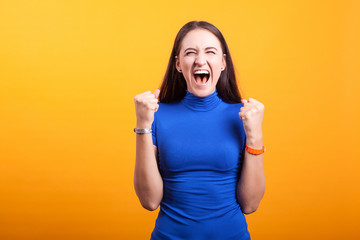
[201,75,208,84]
[195,75,208,84]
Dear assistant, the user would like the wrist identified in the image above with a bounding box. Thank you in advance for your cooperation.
[246,136,263,149]
[136,121,152,129]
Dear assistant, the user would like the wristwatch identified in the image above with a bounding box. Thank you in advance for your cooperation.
[134,128,152,134]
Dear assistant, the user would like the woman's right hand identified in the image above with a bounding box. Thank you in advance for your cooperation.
[134,89,160,128]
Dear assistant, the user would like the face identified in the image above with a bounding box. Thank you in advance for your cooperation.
[175,29,226,97]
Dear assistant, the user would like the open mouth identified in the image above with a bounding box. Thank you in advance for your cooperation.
[193,70,210,85]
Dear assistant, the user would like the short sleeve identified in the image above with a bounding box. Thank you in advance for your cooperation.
[151,118,157,147]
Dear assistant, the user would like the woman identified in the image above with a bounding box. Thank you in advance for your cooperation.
[134,21,265,240]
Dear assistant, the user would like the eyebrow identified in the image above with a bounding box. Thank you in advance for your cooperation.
[184,47,218,53]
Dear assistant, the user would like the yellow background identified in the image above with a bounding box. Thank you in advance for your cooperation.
[1,0,359,239]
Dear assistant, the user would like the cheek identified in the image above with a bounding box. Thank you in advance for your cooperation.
[209,59,222,73]
[209,59,223,82]
[180,59,194,83]
[209,56,223,67]
[181,58,194,68]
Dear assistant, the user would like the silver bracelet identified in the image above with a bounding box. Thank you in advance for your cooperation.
[134,128,152,134]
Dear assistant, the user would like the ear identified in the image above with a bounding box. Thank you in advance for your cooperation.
[222,54,227,70]
[175,56,181,72]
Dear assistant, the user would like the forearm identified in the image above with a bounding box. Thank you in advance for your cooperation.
[134,133,163,211]
[237,136,266,214]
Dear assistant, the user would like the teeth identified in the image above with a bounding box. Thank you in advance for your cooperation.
[194,70,209,74]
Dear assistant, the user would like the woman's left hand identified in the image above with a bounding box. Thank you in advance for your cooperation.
[239,98,265,141]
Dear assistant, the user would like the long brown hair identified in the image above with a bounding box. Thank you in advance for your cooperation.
[159,21,242,103]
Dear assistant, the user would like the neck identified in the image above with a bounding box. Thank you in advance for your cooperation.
[181,89,221,111]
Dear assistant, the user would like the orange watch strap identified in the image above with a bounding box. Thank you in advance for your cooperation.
[245,144,266,155]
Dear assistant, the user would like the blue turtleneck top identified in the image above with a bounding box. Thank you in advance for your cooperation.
[150,90,250,240]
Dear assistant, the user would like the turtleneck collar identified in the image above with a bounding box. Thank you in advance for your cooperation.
[181,90,222,112]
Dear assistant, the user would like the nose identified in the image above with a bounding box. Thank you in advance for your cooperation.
[194,53,206,66]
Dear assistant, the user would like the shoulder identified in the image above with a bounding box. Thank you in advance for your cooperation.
[154,101,183,118]
[158,101,181,107]
[220,101,244,111]
[157,101,182,111]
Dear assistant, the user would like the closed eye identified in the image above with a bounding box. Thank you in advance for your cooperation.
[185,51,196,55]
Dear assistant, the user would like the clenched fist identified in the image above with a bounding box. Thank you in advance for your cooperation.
[134,89,160,128]
[239,98,265,141]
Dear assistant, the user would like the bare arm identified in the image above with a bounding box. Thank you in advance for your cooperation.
[237,137,265,214]
[133,89,163,211]
[134,137,163,211]
[237,98,266,214]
